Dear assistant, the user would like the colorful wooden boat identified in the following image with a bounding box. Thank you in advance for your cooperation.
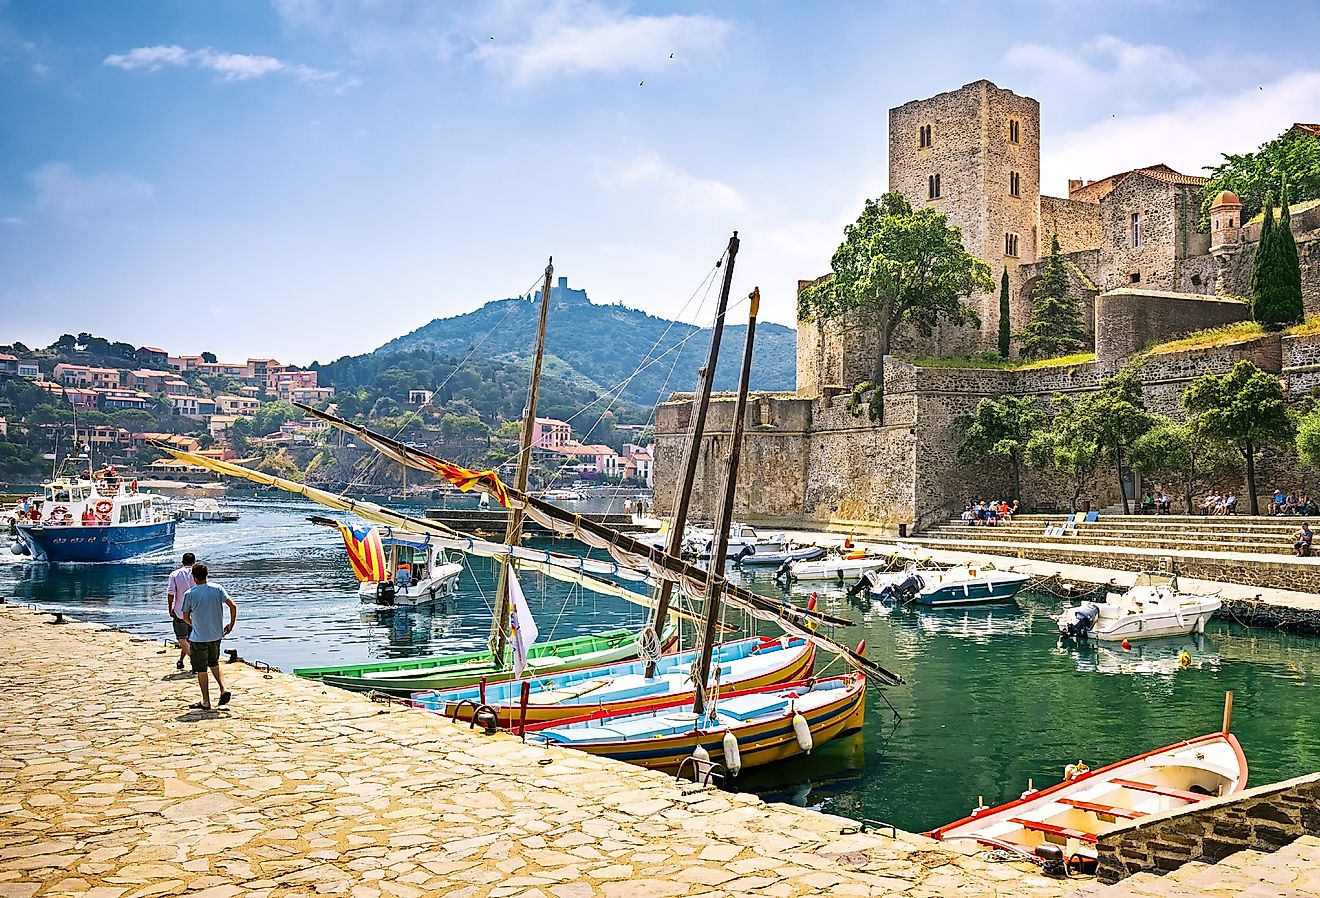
[524,673,867,774]
[409,635,815,727]
[928,730,1247,866]
[297,626,674,697]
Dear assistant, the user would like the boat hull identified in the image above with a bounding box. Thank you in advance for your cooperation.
[789,556,895,581]
[298,627,677,696]
[413,637,817,727]
[914,573,1028,607]
[929,731,1246,860]
[526,675,867,774]
[736,546,825,566]
[15,520,176,563]
[1063,604,1220,642]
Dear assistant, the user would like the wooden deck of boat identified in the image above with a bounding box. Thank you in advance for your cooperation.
[0,604,1074,898]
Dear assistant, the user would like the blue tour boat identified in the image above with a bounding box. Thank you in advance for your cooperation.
[857,564,1029,607]
[13,475,176,563]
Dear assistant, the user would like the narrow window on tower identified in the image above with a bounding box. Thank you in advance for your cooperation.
[919,124,932,148]
[1010,171,1020,197]
[1005,232,1019,257]
[929,174,941,199]
[1131,212,1142,247]
[1009,119,1020,144]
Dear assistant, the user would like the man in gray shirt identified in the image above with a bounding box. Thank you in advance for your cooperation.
[181,562,238,711]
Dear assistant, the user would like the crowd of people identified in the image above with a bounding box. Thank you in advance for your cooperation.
[960,498,1019,526]
[1139,490,1174,514]
[1270,489,1319,516]
[1199,492,1239,516]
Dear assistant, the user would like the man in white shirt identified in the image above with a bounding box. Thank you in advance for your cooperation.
[167,552,197,670]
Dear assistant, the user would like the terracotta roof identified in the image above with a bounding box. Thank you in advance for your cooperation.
[1292,123,1320,137]
[1211,190,1242,207]
[1068,163,1209,202]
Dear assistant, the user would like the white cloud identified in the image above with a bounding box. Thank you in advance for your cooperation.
[1042,71,1320,194]
[1,216,25,226]
[29,162,154,216]
[104,43,350,86]
[474,1,732,84]
[1006,33,1199,95]
[599,150,744,215]
[31,62,50,78]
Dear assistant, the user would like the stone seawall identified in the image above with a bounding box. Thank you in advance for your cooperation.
[1094,772,1320,884]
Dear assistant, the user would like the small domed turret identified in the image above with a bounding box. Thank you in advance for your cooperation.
[1210,190,1243,251]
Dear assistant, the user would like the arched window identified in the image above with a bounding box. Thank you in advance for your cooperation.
[1009,171,1020,197]
[928,174,941,199]
[919,124,932,148]
[1005,233,1019,257]
[1009,119,1020,144]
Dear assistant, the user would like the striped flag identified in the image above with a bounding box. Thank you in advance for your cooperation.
[336,521,389,582]
[507,565,539,677]
[427,460,510,508]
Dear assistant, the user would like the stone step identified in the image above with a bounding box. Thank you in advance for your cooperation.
[930,526,1296,544]
[941,517,1310,535]
[1077,837,1320,897]
[923,528,1296,557]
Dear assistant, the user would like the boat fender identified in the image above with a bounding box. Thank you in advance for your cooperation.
[792,712,813,753]
[51,505,67,518]
[1064,760,1089,780]
[10,543,26,555]
[722,730,742,775]
[692,743,710,766]
[1178,650,1192,669]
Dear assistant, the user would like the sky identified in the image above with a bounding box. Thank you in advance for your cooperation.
[3,0,1320,365]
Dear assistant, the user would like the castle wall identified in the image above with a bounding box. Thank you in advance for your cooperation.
[1099,175,1188,291]
[1094,290,1250,371]
[1039,195,1102,254]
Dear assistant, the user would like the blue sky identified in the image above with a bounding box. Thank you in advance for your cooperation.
[3,0,1319,364]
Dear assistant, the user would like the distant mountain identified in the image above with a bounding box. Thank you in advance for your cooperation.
[374,279,797,408]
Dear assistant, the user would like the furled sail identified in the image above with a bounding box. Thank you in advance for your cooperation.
[288,405,906,686]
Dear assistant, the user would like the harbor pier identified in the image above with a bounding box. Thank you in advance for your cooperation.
[0,605,1067,898]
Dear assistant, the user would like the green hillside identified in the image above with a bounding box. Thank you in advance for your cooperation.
[372,281,797,408]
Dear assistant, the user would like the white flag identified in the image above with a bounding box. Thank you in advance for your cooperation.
[508,566,539,678]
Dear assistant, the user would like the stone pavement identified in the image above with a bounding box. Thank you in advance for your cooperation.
[0,604,1071,898]
[1069,836,1320,898]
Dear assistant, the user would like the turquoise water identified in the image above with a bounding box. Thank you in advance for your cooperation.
[3,498,1317,833]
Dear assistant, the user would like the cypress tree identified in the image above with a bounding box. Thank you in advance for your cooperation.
[997,267,1011,358]
[1251,192,1298,329]
[1278,181,1305,325]
[1018,234,1087,360]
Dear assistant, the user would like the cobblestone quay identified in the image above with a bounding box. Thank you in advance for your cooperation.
[0,606,1070,898]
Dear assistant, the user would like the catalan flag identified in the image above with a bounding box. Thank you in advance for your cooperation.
[336,521,389,583]
[427,460,510,508]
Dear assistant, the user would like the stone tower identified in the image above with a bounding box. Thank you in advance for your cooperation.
[888,80,1041,352]
[1209,190,1243,252]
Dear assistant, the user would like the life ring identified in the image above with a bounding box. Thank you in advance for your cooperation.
[95,500,114,516]
[51,505,68,517]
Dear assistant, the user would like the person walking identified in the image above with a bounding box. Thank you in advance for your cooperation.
[181,562,237,711]
[167,552,197,670]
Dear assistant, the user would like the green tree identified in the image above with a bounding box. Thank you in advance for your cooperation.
[1278,181,1305,325]
[1296,406,1320,470]
[798,193,993,421]
[1129,416,1235,514]
[1018,234,1087,360]
[1182,360,1293,514]
[1025,399,1101,513]
[997,267,1011,358]
[957,395,1042,500]
[1056,366,1152,513]
[1200,127,1320,228]
[1249,193,1297,329]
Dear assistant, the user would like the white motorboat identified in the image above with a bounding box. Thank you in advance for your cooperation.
[359,531,464,607]
[781,546,916,582]
[731,542,824,566]
[180,498,240,522]
[1058,572,1221,642]
[682,522,797,560]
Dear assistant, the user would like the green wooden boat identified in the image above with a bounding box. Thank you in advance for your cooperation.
[296,627,673,697]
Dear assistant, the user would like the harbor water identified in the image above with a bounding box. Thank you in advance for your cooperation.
[3,497,1317,834]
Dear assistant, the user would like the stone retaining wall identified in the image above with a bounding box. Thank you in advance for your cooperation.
[1095,772,1320,883]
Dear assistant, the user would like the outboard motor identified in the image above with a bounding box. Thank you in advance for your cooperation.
[376,580,397,604]
[774,559,793,582]
[846,570,876,598]
[876,573,924,605]
[1063,601,1100,639]
[733,545,756,566]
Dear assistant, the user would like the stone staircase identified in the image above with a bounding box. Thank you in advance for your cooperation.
[920,514,1304,557]
[1068,834,1320,897]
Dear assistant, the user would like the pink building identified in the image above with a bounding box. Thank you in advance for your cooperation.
[531,417,572,450]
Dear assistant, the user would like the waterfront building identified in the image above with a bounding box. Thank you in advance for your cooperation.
[531,417,572,450]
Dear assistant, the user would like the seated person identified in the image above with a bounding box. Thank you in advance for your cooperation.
[394,564,413,589]
[1221,494,1238,515]
[1271,488,1287,515]
[1295,522,1313,556]
[81,508,96,526]
[960,505,975,526]
[1286,492,1300,514]
[1156,492,1172,514]
[1200,494,1220,515]
[1302,495,1319,516]
[1141,491,1156,514]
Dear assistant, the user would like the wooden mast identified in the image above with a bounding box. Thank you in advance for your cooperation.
[692,287,760,718]
[645,232,740,677]
[491,258,556,666]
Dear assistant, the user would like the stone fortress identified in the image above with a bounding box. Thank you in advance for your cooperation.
[655,80,1320,531]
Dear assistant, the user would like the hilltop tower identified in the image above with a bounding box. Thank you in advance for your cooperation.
[888,80,1041,353]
